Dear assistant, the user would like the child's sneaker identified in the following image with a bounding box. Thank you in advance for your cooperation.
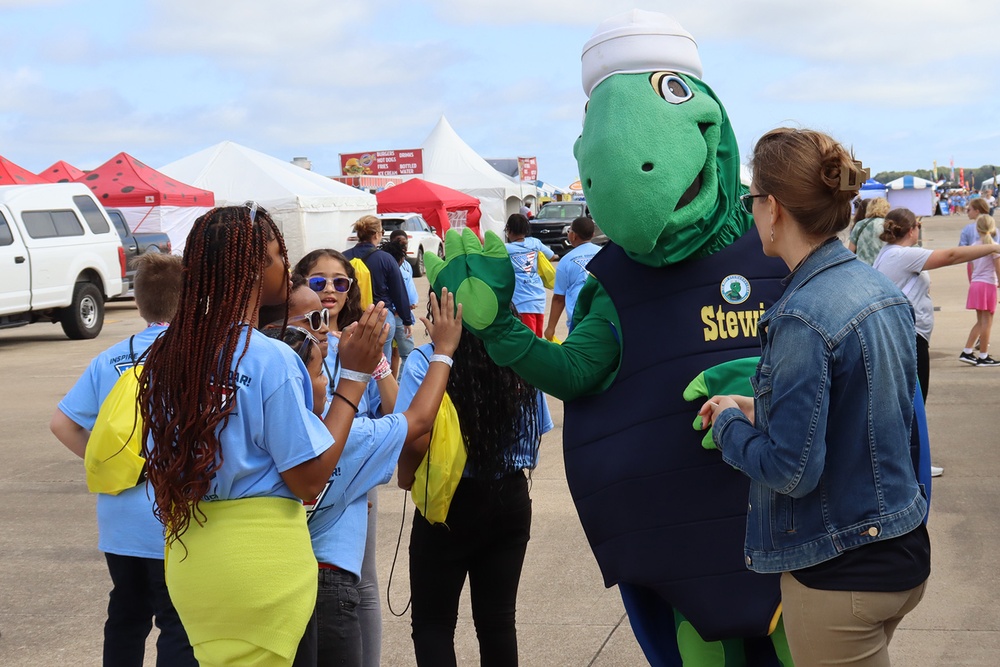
[959,351,978,365]
[976,355,1000,367]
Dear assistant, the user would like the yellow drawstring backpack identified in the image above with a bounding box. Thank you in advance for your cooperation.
[411,391,466,525]
[84,336,147,495]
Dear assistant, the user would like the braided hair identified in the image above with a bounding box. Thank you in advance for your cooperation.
[139,205,288,545]
[446,328,540,480]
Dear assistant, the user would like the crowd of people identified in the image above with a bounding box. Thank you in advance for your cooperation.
[48,132,1000,667]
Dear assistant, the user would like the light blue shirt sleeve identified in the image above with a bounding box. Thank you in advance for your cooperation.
[401,260,419,307]
[395,344,432,413]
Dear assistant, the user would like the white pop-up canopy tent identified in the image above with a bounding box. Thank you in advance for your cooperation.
[886,175,936,217]
[421,116,526,236]
[160,141,376,261]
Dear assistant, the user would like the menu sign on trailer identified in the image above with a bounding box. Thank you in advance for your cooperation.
[340,149,423,177]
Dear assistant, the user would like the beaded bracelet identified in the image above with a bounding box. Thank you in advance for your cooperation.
[332,391,359,414]
[372,355,392,381]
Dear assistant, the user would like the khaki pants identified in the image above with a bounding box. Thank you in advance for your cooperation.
[780,572,927,666]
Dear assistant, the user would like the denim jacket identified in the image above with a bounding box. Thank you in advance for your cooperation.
[714,239,927,574]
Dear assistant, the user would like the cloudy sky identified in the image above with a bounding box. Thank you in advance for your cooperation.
[1,0,995,187]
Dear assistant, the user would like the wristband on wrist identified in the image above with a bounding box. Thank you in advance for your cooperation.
[429,354,454,367]
[340,368,372,383]
[332,391,359,414]
[373,355,392,381]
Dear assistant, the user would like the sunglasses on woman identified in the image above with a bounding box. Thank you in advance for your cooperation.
[288,309,330,330]
[739,193,768,214]
[308,276,354,293]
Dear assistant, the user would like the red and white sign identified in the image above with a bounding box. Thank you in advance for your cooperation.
[517,156,537,182]
[340,149,423,177]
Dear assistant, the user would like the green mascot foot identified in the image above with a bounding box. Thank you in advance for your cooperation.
[424,228,518,337]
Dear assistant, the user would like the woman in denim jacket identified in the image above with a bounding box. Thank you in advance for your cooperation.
[700,128,930,666]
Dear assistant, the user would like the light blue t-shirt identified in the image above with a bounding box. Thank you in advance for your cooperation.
[396,344,553,474]
[58,325,169,559]
[554,242,600,330]
[401,259,419,307]
[325,334,383,418]
[306,414,408,575]
[506,237,554,315]
[198,327,334,502]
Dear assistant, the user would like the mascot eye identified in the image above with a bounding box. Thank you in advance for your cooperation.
[650,72,693,104]
[582,100,588,126]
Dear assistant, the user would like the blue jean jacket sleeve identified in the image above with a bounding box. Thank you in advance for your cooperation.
[714,314,830,499]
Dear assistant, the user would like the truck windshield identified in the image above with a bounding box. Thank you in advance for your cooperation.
[536,205,583,220]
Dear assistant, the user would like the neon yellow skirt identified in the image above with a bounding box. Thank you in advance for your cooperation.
[165,496,316,666]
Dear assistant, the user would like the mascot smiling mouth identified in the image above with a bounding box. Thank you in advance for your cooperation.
[676,173,702,211]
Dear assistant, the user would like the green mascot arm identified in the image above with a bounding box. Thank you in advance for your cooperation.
[426,229,622,401]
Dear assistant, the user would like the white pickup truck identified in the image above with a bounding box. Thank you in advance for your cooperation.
[0,183,125,339]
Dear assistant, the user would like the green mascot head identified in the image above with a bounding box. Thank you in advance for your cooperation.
[574,10,751,267]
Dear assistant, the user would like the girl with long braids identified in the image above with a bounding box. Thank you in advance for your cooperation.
[138,205,388,667]
[395,313,553,667]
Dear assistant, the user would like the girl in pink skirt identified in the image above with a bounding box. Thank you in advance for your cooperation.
[962,215,1000,366]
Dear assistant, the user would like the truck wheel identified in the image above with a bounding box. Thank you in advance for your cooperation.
[413,248,425,277]
[61,282,104,339]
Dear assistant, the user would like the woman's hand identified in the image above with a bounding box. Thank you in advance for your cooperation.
[338,302,389,373]
[421,288,463,358]
[697,394,754,430]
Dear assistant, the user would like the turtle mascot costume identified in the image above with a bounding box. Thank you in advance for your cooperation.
[425,10,795,666]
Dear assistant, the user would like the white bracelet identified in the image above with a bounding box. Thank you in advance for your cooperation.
[340,368,372,383]
[430,354,454,367]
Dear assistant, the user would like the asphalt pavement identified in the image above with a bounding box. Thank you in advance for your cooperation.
[1,214,997,665]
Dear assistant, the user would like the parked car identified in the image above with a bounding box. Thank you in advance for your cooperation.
[0,183,126,339]
[345,213,444,277]
[106,208,172,297]
[529,201,591,256]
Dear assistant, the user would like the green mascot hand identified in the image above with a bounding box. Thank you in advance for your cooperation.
[683,357,759,450]
[424,228,517,336]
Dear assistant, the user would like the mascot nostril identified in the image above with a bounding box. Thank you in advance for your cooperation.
[586,178,592,188]
[641,163,654,172]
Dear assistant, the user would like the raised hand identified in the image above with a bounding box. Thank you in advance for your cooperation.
[423,228,516,336]
[421,288,463,357]
[338,302,389,374]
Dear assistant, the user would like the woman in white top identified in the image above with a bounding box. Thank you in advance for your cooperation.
[874,207,1000,398]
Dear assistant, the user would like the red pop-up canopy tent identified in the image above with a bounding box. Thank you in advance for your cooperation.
[38,160,85,183]
[0,156,48,186]
[75,152,215,252]
[376,178,481,237]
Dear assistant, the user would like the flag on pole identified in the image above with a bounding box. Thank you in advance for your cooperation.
[950,157,955,181]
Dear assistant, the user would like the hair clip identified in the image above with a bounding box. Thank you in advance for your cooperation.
[840,160,870,192]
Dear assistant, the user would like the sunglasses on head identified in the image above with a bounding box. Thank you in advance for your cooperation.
[308,276,354,293]
[284,326,320,365]
[245,200,260,224]
[288,309,330,330]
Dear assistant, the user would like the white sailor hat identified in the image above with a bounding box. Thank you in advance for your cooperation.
[581,9,703,97]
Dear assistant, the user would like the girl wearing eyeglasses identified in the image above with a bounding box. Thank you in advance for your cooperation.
[701,129,931,665]
[138,205,388,667]
[294,248,397,667]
